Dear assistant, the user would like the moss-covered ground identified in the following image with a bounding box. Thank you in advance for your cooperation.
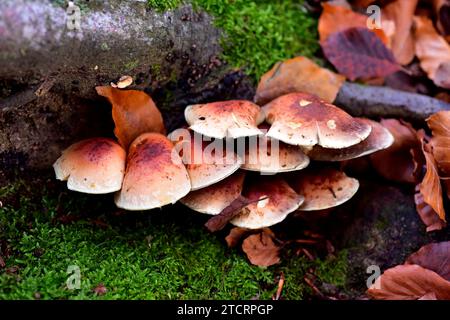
[0,178,347,299]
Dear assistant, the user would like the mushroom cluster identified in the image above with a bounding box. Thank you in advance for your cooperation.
[53,87,393,230]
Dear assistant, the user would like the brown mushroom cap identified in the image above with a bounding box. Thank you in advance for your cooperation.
[262,93,371,148]
[180,171,246,215]
[288,167,359,211]
[184,100,264,139]
[53,138,126,194]
[306,118,394,161]
[242,124,310,173]
[230,176,304,229]
[169,130,242,190]
[114,133,191,210]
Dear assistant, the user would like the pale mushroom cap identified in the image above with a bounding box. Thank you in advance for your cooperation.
[53,138,126,194]
[242,124,310,173]
[289,167,359,211]
[306,118,395,161]
[180,171,246,215]
[231,176,304,229]
[169,131,242,190]
[184,100,264,139]
[262,93,371,148]
[114,133,191,210]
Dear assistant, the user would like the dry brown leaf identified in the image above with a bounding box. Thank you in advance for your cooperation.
[427,111,450,176]
[254,56,345,105]
[370,119,420,183]
[96,86,166,149]
[368,264,450,300]
[318,3,388,44]
[225,227,250,248]
[414,16,450,89]
[417,130,447,225]
[414,187,446,232]
[242,230,280,267]
[382,0,418,65]
[321,27,400,81]
[406,241,450,281]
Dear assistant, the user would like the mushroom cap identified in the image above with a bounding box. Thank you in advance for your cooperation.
[262,93,372,148]
[114,133,191,210]
[184,100,264,139]
[230,176,304,229]
[169,130,242,190]
[53,138,126,194]
[242,124,310,173]
[288,167,359,211]
[180,171,246,215]
[306,118,395,161]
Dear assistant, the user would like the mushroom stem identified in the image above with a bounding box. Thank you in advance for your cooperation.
[335,82,450,123]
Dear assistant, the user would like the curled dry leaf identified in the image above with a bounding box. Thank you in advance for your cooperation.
[367,264,450,300]
[242,229,280,267]
[417,130,447,227]
[318,2,388,44]
[406,241,450,281]
[414,186,446,232]
[370,119,420,183]
[321,27,400,81]
[254,56,345,105]
[382,0,418,65]
[414,16,450,89]
[427,111,450,176]
[225,227,250,248]
[96,86,166,149]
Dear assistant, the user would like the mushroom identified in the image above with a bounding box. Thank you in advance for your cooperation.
[306,118,394,161]
[230,175,304,229]
[262,92,372,148]
[288,167,359,211]
[169,129,242,190]
[180,171,246,215]
[114,133,191,210]
[242,124,310,173]
[53,138,126,194]
[184,100,265,139]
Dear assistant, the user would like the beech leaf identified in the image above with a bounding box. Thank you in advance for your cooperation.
[241,230,280,267]
[225,227,250,248]
[254,56,345,105]
[427,111,450,176]
[321,27,400,81]
[96,86,166,149]
[406,241,450,281]
[414,16,450,89]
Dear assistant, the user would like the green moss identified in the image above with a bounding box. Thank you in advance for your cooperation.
[124,59,140,71]
[193,0,318,80]
[147,0,184,11]
[0,180,346,300]
[315,251,348,288]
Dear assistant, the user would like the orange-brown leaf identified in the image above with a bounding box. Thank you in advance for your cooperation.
[414,187,446,232]
[96,86,166,149]
[225,227,250,248]
[321,27,400,81]
[382,0,418,65]
[427,111,450,176]
[318,3,388,44]
[242,230,280,267]
[367,264,450,300]
[414,16,450,89]
[370,119,420,183]
[254,56,345,105]
[418,131,446,223]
